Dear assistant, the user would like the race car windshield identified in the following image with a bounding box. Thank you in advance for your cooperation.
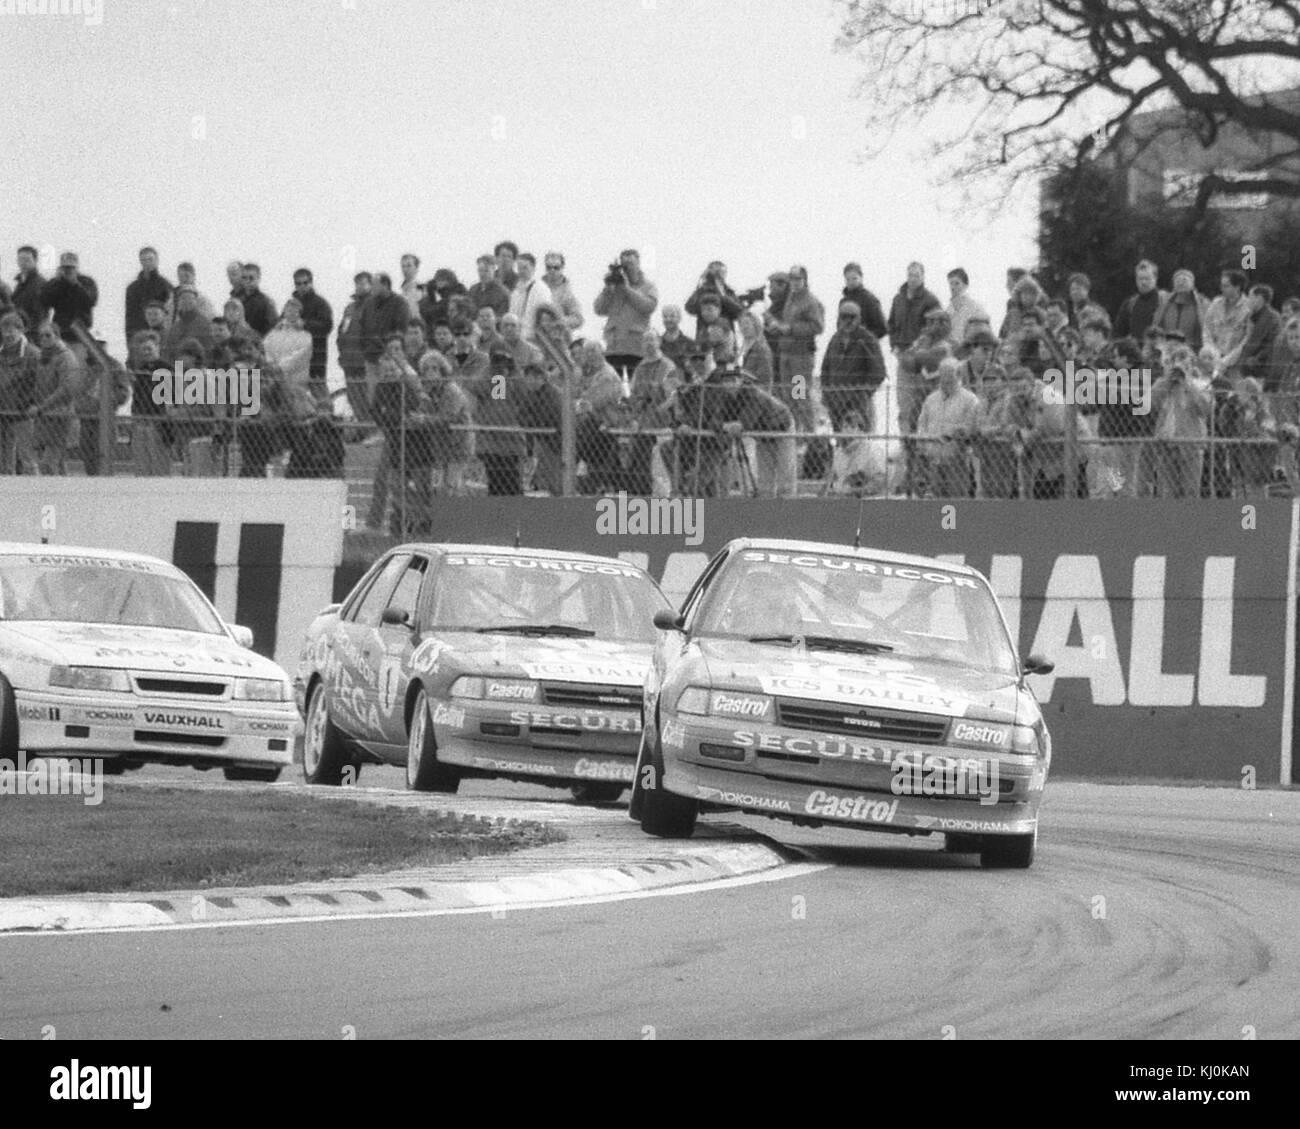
[0,560,226,635]
[699,552,1018,675]
[427,557,669,643]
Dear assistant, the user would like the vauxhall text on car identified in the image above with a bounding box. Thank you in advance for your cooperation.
[295,544,672,802]
[629,538,1054,868]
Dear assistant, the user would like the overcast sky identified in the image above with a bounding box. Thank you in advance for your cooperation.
[3,0,1038,366]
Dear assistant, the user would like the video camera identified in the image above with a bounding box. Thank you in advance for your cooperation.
[736,285,766,308]
[604,261,626,287]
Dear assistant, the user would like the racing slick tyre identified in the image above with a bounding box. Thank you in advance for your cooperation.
[979,828,1036,869]
[0,675,17,761]
[223,766,283,783]
[569,782,625,805]
[632,720,698,839]
[303,680,361,786]
[407,688,461,794]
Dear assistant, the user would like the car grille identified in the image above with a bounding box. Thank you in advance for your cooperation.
[133,676,229,698]
[134,731,227,748]
[775,699,948,744]
[541,683,641,710]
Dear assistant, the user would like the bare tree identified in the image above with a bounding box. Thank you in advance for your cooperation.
[834,0,1300,213]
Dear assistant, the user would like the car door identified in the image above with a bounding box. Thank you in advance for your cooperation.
[372,554,432,745]
[329,553,410,737]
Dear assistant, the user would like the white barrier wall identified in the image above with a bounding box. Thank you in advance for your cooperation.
[0,479,347,670]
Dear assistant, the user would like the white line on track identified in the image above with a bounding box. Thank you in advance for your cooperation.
[0,862,829,940]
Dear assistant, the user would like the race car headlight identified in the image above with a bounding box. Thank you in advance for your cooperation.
[48,666,129,693]
[234,677,291,702]
[450,676,485,699]
[674,686,711,715]
[1011,724,1044,757]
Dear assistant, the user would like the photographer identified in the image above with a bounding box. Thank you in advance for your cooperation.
[710,347,797,498]
[684,261,743,334]
[1150,345,1212,498]
[592,249,658,381]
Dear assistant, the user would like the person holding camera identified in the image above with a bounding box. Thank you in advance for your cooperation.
[592,249,658,382]
[39,252,98,363]
[685,261,743,334]
[1150,345,1212,498]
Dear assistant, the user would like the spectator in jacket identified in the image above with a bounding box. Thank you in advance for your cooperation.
[497,313,544,372]
[1114,259,1167,342]
[999,273,1048,342]
[764,271,790,364]
[685,261,743,334]
[1152,268,1208,352]
[125,246,173,340]
[767,264,824,432]
[11,246,45,340]
[573,339,626,493]
[692,291,730,347]
[1238,284,1282,383]
[945,267,989,345]
[40,252,98,358]
[0,312,37,474]
[290,268,334,403]
[238,264,278,337]
[841,262,888,340]
[592,248,658,380]
[897,309,955,443]
[1064,272,1094,331]
[399,254,424,314]
[468,254,511,320]
[411,350,473,504]
[176,262,216,321]
[627,328,681,495]
[75,339,130,476]
[27,323,80,474]
[518,361,565,494]
[226,260,245,300]
[1150,346,1212,497]
[222,298,260,352]
[1206,269,1252,372]
[142,298,168,337]
[336,272,371,421]
[915,357,980,497]
[737,310,775,391]
[447,320,491,389]
[470,351,528,496]
[366,336,423,527]
[162,285,213,363]
[962,329,1004,400]
[659,304,694,373]
[1216,376,1277,499]
[263,299,314,399]
[359,273,411,404]
[886,262,942,353]
[542,253,584,334]
[127,331,171,476]
[415,268,465,333]
[820,301,886,431]
[974,365,1036,497]
[508,254,553,341]
[474,305,505,355]
[494,242,520,292]
[712,356,797,498]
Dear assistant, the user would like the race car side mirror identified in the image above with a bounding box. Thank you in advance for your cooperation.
[228,624,255,649]
[1022,654,1054,675]
[653,609,686,632]
[380,606,412,628]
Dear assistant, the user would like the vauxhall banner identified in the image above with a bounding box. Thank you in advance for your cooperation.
[397,498,1297,783]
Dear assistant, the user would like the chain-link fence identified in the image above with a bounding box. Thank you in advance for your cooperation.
[5,367,1296,510]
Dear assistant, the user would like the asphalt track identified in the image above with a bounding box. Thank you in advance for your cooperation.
[2,766,1297,1039]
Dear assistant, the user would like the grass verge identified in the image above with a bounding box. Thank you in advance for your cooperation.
[0,787,563,897]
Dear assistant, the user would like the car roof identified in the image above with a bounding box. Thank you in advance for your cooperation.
[726,538,981,576]
[388,543,651,570]
[0,541,177,570]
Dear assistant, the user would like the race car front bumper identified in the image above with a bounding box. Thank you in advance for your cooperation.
[14,688,302,768]
[659,713,1044,836]
[430,697,640,785]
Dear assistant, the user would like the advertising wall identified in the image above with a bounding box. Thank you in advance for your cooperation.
[385,498,1298,783]
[0,480,347,671]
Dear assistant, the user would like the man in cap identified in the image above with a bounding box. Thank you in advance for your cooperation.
[39,252,99,363]
[820,300,887,432]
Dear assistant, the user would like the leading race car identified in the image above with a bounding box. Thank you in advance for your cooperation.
[0,542,301,780]
[629,538,1055,868]
[295,544,673,802]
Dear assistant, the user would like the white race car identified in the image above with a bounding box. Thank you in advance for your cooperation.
[0,542,301,780]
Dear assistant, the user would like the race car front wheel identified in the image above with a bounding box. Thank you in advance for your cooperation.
[303,680,360,786]
[0,675,17,761]
[407,688,461,793]
[633,721,698,839]
[979,828,1036,869]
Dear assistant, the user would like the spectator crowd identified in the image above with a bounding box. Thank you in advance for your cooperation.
[2,240,1298,527]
